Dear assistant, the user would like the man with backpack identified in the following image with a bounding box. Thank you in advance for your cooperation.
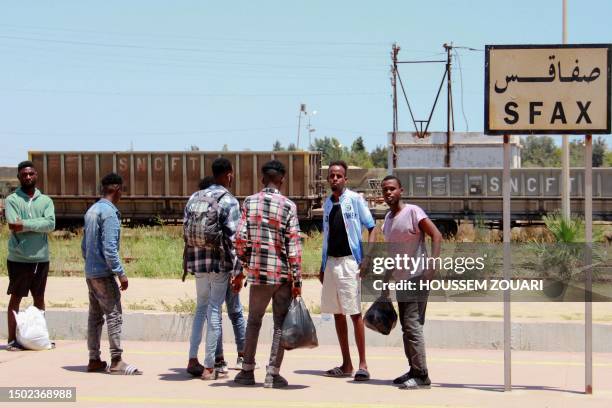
[183,158,243,380]
[187,176,247,376]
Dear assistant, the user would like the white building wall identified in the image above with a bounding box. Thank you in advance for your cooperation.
[390,132,521,169]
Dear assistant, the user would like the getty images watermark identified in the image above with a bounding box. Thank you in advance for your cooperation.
[371,254,543,292]
[359,243,611,302]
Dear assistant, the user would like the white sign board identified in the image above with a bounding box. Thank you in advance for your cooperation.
[485,44,611,134]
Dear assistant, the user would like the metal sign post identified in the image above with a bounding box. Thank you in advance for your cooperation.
[485,43,611,394]
[502,134,512,391]
[585,134,593,394]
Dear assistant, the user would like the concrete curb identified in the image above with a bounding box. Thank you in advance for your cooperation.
[1,311,610,352]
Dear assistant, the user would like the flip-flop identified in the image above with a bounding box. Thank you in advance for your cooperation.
[109,361,143,375]
[6,340,25,352]
[324,367,353,378]
[354,368,370,381]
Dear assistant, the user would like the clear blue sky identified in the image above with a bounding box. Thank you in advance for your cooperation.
[1,0,611,165]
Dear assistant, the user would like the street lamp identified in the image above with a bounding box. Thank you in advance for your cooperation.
[297,104,307,149]
[297,105,317,150]
[307,110,317,149]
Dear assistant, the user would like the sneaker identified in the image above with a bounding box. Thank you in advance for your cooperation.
[234,356,245,370]
[392,371,412,385]
[187,362,205,377]
[215,360,229,376]
[234,369,256,386]
[399,375,431,390]
[264,373,288,389]
[234,356,259,370]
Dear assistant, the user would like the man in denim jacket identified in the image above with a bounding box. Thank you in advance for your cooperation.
[82,173,141,375]
[320,160,376,381]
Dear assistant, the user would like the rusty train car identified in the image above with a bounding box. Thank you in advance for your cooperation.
[391,167,612,235]
[29,151,323,227]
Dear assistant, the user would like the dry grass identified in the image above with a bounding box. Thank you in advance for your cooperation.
[1,220,609,279]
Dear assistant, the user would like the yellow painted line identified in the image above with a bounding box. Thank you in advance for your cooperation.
[78,396,471,408]
[116,351,612,368]
[597,390,612,395]
[52,348,612,367]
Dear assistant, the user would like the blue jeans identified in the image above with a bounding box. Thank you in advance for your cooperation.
[188,272,229,368]
[215,282,247,359]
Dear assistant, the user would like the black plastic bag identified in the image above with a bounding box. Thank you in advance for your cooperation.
[364,297,398,335]
[280,297,319,350]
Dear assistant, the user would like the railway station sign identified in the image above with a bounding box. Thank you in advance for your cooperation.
[485,44,611,134]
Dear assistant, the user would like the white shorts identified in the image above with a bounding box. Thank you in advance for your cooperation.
[320,256,361,315]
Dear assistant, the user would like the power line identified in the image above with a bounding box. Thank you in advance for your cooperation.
[454,50,469,131]
[0,34,385,69]
[0,87,387,98]
[0,126,296,136]
[0,47,384,81]
[0,23,391,47]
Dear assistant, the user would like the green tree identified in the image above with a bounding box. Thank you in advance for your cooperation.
[592,137,607,167]
[370,145,388,168]
[521,136,561,167]
[349,150,373,168]
[569,139,584,167]
[272,140,285,151]
[287,143,298,151]
[351,136,366,153]
[569,137,607,167]
[310,136,349,164]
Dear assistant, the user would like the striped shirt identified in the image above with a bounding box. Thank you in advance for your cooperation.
[235,187,302,287]
[183,184,242,276]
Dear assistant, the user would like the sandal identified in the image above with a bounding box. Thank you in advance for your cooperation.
[201,368,219,381]
[6,340,25,352]
[87,359,109,373]
[354,368,370,381]
[324,367,353,378]
[109,361,143,375]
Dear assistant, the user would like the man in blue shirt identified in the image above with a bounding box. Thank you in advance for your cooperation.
[320,160,376,381]
[82,173,141,375]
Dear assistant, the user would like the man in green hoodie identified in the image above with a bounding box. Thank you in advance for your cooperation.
[5,160,55,351]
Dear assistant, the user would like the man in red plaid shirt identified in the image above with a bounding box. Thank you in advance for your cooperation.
[233,159,302,389]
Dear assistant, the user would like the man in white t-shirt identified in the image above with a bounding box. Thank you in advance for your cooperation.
[381,175,442,390]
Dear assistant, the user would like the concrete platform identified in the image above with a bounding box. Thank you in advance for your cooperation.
[2,310,611,352]
[3,276,612,324]
[1,341,611,407]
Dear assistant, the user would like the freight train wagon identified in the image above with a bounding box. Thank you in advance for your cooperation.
[391,167,612,236]
[29,151,323,227]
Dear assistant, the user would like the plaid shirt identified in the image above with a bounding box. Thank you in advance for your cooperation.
[184,184,242,276]
[235,187,302,287]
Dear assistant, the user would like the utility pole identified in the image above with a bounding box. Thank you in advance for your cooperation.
[561,0,570,219]
[391,43,400,171]
[443,43,454,168]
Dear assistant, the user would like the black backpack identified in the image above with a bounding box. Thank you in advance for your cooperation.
[182,190,227,281]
